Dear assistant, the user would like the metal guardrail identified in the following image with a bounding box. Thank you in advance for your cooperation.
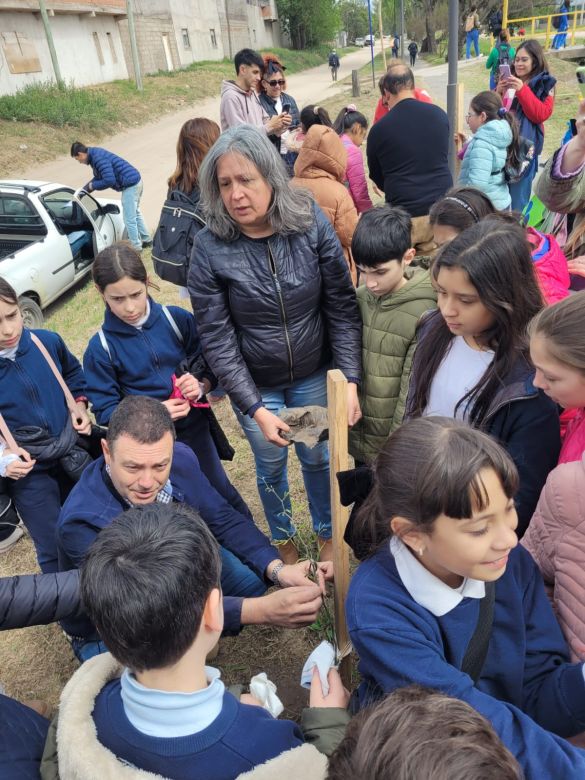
[503,1,585,48]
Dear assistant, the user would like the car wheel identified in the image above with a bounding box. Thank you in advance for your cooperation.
[19,296,44,328]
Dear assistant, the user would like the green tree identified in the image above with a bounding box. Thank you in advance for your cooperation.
[338,0,370,41]
[276,0,340,49]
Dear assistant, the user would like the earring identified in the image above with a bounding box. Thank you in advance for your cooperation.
[418,548,424,556]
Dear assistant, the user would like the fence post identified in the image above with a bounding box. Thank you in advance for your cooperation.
[351,69,361,97]
[327,369,352,688]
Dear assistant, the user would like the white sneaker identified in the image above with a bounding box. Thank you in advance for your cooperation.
[0,524,24,553]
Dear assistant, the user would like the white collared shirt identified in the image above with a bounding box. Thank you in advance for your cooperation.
[390,536,485,616]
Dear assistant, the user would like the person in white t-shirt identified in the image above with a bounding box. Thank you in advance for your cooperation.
[402,218,561,537]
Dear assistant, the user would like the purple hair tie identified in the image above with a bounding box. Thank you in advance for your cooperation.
[497,107,508,118]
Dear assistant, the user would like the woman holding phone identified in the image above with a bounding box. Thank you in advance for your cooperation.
[259,54,300,175]
[497,39,556,211]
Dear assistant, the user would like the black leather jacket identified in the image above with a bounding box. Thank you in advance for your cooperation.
[189,205,362,413]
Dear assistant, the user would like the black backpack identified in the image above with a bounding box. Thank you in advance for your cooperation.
[552,13,561,28]
[152,190,206,287]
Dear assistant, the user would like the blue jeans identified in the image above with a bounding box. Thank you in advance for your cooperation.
[121,180,150,250]
[70,545,265,663]
[510,155,538,213]
[466,29,480,59]
[233,368,331,542]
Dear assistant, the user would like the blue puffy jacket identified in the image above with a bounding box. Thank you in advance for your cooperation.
[86,147,140,192]
[458,119,512,210]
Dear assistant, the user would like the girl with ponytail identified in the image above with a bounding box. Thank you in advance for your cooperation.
[457,91,521,210]
[333,105,373,213]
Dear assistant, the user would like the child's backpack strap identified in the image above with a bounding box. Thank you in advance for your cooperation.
[98,328,112,360]
[162,305,184,345]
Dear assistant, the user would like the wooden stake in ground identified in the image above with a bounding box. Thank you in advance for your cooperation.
[327,369,352,688]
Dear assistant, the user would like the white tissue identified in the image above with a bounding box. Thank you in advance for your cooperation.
[249,672,284,718]
[300,640,336,696]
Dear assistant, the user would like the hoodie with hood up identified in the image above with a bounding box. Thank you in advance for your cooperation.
[220,80,269,132]
[292,125,359,282]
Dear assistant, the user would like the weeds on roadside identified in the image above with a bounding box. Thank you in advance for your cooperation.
[0,82,117,127]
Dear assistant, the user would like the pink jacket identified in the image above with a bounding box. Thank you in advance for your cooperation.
[525,227,570,305]
[559,407,585,464]
[522,452,585,662]
[340,133,373,214]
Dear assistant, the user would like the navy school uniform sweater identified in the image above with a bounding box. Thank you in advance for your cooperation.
[0,328,86,438]
[346,544,585,779]
[83,300,202,425]
[56,443,278,637]
[92,685,303,779]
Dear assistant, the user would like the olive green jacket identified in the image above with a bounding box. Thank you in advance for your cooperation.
[349,270,437,463]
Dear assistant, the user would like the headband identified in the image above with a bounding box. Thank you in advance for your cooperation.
[442,196,479,222]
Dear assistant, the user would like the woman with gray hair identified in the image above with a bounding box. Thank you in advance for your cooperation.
[188,125,362,563]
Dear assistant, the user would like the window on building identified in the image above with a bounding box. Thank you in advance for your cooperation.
[2,32,41,74]
[181,28,191,49]
[93,32,105,66]
[210,28,217,48]
[106,31,118,63]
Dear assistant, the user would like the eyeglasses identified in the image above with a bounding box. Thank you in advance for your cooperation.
[466,112,478,119]
[514,57,531,63]
[265,79,285,87]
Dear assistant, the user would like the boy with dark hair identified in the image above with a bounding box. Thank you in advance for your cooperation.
[327,685,522,779]
[220,47,291,135]
[349,205,436,464]
[52,504,349,778]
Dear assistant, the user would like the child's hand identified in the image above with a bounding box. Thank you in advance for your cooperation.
[454,131,467,147]
[309,667,350,709]
[175,372,203,401]
[4,449,35,480]
[71,403,92,435]
[162,398,191,420]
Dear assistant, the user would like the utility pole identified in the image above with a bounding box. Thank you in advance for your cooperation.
[367,0,376,87]
[400,0,405,58]
[447,0,459,178]
[378,0,387,69]
[38,0,64,90]
[126,0,143,91]
[224,0,233,59]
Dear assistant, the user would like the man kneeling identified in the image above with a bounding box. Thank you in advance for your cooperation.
[50,505,348,778]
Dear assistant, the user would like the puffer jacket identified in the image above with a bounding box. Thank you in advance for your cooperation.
[292,125,359,282]
[525,227,570,305]
[39,653,346,780]
[349,270,437,463]
[522,453,585,662]
[458,119,512,210]
[535,145,585,261]
[189,203,362,414]
[0,570,81,631]
[340,133,373,214]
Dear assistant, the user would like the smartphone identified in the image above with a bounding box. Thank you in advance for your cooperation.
[570,118,578,136]
[281,103,291,114]
[499,63,511,80]
[577,66,585,98]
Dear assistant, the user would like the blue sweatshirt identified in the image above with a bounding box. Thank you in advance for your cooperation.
[84,301,202,425]
[93,684,302,779]
[0,329,86,437]
[86,147,140,192]
[346,544,585,779]
[56,443,278,637]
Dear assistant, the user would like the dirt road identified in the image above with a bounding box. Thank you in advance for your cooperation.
[12,46,381,228]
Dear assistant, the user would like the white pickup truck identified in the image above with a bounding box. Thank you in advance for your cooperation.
[0,180,126,326]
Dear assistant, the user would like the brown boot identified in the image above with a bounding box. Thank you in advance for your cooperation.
[318,536,334,562]
[277,539,299,565]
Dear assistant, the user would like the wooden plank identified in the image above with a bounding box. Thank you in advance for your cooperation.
[327,368,352,687]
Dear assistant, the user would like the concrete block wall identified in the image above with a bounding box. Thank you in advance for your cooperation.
[117,14,180,76]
